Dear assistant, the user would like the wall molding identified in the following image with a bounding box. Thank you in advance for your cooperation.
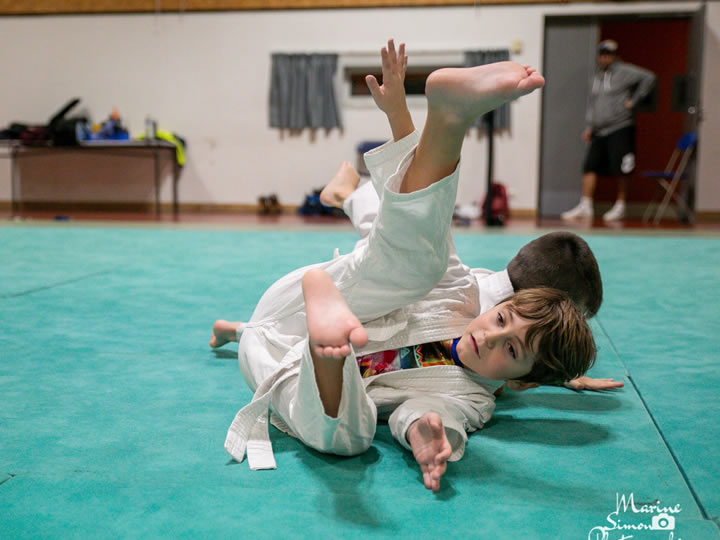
[0,200,540,216]
[0,0,617,17]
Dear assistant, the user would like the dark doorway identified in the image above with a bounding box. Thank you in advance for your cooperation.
[595,17,690,205]
[539,12,702,218]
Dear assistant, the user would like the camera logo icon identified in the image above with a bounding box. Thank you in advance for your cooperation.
[651,513,675,530]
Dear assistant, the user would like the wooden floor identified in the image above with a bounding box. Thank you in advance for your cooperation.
[2,207,720,234]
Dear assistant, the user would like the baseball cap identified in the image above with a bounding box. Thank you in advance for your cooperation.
[597,40,619,54]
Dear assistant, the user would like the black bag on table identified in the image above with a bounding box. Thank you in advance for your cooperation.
[48,98,87,146]
[13,98,86,146]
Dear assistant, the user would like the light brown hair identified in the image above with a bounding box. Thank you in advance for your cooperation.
[507,287,596,384]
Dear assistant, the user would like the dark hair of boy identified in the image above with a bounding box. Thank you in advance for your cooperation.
[506,232,603,318]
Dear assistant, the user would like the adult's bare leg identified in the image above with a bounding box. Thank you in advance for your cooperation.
[582,172,597,199]
[616,174,629,201]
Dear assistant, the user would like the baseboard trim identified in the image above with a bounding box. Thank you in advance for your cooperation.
[2,200,718,223]
[695,211,720,223]
[0,201,300,215]
[509,208,536,219]
[179,203,299,214]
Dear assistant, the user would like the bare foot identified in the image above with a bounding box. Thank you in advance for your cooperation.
[319,161,361,209]
[407,412,452,492]
[209,319,243,348]
[302,268,368,359]
[425,62,545,126]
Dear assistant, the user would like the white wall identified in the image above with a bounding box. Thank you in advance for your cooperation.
[0,1,715,213]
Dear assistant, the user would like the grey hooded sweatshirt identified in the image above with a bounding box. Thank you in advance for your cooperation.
[586,59,657,137]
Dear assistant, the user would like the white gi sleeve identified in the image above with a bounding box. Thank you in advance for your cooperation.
[344,181,379,244]
[388,393,496,462]
[364,131,420,192]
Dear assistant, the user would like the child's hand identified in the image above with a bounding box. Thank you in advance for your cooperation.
[564,376,625,391]
[366,39,408,116]
[407,412,452,492]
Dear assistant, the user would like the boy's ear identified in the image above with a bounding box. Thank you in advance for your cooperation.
[506,380,540,392]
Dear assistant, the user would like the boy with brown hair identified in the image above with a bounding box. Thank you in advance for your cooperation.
[212,40,595,492]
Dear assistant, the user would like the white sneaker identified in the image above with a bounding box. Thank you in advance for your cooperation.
[561,199,594,220]
[603,201,626,221]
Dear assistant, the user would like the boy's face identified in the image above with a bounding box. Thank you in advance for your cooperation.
[456,301,536,380]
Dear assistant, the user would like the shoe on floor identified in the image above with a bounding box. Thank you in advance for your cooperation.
[603,201,626,221]
[561,199,594,220]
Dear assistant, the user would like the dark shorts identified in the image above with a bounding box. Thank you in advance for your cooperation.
[583,125,636,176]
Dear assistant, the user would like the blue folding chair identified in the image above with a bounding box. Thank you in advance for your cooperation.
[641,132,697,224]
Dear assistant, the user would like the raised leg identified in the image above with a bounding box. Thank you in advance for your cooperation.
[302,268,368,417]
[401,62,544,194]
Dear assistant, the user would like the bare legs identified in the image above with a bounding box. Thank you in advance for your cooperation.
[320,48,547,206]
[564,171,628,221]
[319,161,361,209]
[209,320,244,348]
[581,172,628,201]
[616,175,629,202]
[303,267,452,491]
[401,63,544,193]
[303,269,451,492]
[302,268,368,417]
[582,172,597,199]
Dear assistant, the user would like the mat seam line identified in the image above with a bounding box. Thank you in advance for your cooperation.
[0,268,117,299]
[0,473,16,487]
[597,317,713,523]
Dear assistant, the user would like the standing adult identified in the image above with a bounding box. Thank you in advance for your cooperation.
[562,40,656,222]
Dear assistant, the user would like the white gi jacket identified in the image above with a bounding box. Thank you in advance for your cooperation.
[225,131,513,470]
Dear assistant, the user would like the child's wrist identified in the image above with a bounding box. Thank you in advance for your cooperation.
[386,106,411,121]
[406,418,420,444]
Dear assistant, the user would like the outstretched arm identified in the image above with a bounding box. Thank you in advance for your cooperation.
[502,376,624,393]
[366,39,416,141]
[563,376,624,391]
[407,413,452,492]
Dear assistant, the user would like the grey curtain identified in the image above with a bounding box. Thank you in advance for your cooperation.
[269,53,341,130]
[464,49,511,130]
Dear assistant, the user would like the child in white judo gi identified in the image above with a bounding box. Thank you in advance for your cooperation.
[316,40,622,393]
[211,40,595,492]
